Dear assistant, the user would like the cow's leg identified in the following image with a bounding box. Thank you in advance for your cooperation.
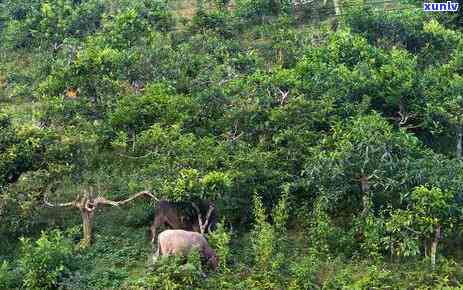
[152,242,160,264]
[150,215,165,245]
[148,237,161,269]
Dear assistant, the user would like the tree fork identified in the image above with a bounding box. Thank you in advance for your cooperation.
[44,190,155,248]
[191,202,215,234]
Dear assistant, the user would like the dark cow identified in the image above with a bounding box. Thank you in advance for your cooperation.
[149,200,218,244]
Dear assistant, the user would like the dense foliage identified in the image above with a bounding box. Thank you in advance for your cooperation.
[2,0,463,289]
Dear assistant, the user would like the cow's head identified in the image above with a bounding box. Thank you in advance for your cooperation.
[208,254,219,271]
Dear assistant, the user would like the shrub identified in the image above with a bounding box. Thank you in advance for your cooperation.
[235,0,292,22]
[207,221,232,272]
[19,229,74,290]
[1,0,105,49]
[190,10,241,38]
[245,193,289,288]
[141,0,175,32]
[288,247,323,290]
[0,261,21,289]
[86,267,129,290]
[129,251,203,290]
[353,211,385,261]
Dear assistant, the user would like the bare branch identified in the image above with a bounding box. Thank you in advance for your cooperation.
[44,200,77,208]
[117,190,155,205]
[401,122,424,130]
[52,42,64,52]
[191,202,215,234]
[203,204,215,232]
[88,191,155,210]
[277,88,289,105]
[45,191,154,212]
[44,194,79,208]
[191,202,204,232]
[224,121,243,142]
[116,151,156,159]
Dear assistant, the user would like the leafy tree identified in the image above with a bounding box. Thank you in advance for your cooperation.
[1,0,105,49]
[39,36,129,118]
[305,113,424,215]
[422,42,463,158]
[387,186,460,268]
[109,83,193,148]
[0,113,79,189]
[235,0,292,22]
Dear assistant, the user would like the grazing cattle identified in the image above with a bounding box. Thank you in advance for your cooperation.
[149,200,218,244]
[152,229,218,270]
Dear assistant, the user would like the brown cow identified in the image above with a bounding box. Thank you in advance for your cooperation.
[149,200,218,244]
[152,229,218,271]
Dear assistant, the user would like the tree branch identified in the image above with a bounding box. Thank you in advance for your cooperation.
[277,88,289,105]
[191,202,204,232]
[191,202,215,234]
[44,194,79,208]
[44,191,155,212]
[203,204,215,232]
[116,151,156,159]
[87,190,155,211]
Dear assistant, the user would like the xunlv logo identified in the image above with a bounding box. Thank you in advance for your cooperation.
[424,1,459,11]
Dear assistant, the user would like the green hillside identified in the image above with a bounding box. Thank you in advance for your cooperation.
[2,0,463,289]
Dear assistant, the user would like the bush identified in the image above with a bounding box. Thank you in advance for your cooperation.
[1,0,105,49]
[235,0,292,22]
[207,222,232,272]
[86,267,129,290]
[129,251,203,290]
[141,0,175,32]
[0,261,21,289]
[19,229,74,290]
[288,248,323,290]
[190,10,241,38]
[321,258,463,289]
[244,193,289,288]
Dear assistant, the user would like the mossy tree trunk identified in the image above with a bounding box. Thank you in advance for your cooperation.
[79,207,95,248]
[430,224,441,269]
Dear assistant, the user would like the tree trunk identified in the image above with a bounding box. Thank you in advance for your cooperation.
[457,125,462,159]
[430,224,441,269]
[88,84,99,119]
[333,0,341,16]
[389,236,394,261]
[80,209,94,248]
[129,129,136,152]
[360,176,370,216]
[424,239,428,258]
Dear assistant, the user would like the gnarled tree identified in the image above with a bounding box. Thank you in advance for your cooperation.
[45,189,154,248]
